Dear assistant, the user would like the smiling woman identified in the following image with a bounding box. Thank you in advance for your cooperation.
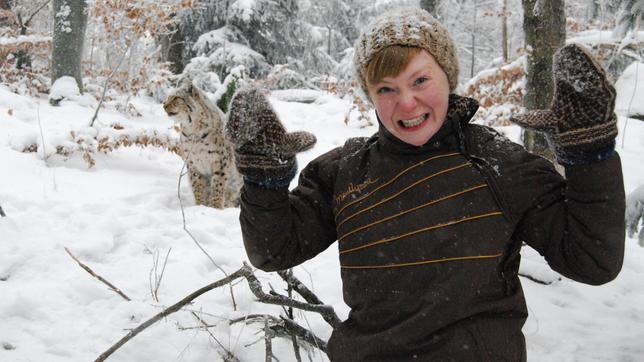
[226,6,626,362]
[366,48,450,146]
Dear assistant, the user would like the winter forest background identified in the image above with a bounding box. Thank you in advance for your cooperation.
[1,0,644,361]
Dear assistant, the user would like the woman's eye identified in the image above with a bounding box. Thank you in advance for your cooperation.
[377,87,394,94]
[414,77,428,86]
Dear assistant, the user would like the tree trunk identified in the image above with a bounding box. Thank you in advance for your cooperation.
[160,24,186,75]
[51,0,87,93]
[501,0,508,63]
[521,0,565,158]
[420,0,440,18]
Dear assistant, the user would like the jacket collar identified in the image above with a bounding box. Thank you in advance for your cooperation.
[377,95,480,155]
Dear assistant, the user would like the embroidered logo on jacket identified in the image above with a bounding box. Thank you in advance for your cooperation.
[335,178,379,205]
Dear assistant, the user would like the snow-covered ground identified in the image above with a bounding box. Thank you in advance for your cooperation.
[1,76,643,362]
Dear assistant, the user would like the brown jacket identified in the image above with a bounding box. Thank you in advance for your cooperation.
[239,96,625,361]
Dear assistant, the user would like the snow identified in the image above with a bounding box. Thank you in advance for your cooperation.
[1,81,644,362]
[49,76,81,103]
[0,35,52,46]
[55,4,73,34]
[567,30,644,47]
[231,0,257,22]
[615,61,644,117]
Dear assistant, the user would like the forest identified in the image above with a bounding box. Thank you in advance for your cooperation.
[1,0,644,361]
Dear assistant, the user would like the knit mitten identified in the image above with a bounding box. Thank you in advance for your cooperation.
[226,86,316,187]
[511,43,617,165]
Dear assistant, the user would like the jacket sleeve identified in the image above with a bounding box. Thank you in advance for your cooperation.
[514,153,626,285]
[238,147,341,272]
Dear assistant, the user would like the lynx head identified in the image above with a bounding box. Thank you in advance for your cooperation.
[163,81,219,132]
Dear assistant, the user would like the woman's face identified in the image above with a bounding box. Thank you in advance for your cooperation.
[368,50,450,147]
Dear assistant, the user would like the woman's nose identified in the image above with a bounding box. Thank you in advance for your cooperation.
[398,91,418,112]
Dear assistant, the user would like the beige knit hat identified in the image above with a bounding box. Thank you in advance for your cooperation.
[353,7,459,98]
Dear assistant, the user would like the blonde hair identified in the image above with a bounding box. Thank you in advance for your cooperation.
[365,45,422,87]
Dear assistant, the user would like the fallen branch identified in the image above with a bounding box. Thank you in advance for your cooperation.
[64,247,131,301]
[244,268,339,327]
[190,311,241,362]
[95,263,339,361]
[277,270,341,328]
[284,272,302,362]
[230,314,327,353]
[264,316,276,362]
[95,266,247,362]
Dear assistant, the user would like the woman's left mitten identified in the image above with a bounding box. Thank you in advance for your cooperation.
[511,43,617,164]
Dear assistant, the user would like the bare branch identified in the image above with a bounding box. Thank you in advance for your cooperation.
[190,311,241,362]
[279,317,327,353]
[244,268,339,328]
[285,272,302,362]
[264,316,273,362]
[89,43,132,127]
[23,0,50,28]
[230,314,327,353]
[96,264,338,361]
[277,270,341,328]
[149,248,171,302]
[64,247,131,301]
[95,266,248,362]
[0,204,6,217]
[177,161,238,310]
[177,162,227,275]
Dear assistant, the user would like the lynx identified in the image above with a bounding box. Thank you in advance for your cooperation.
[163,81,242,209]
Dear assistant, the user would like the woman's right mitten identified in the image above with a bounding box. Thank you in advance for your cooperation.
[226,86,316,186]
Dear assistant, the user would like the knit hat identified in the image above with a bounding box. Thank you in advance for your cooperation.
[353,7,459,99]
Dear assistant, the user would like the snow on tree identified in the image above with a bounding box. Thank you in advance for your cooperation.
[49,75,81,106]
[228,0,305,66]
[51,0,88,94]
[615,0,644,37]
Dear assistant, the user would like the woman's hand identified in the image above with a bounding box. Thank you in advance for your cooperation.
[511,43,617,165]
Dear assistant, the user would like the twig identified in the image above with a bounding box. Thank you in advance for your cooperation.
[64,247,131,301]
[244,268,339,328]
[36,102,49,162]
[95,266,247,362]
[177,162,237,309]
[149,248,171,302]
[519,272,560,285]
[177,162,226,275]
[264,316,273,362]
[229,314,327,353]
[279,317,327,353]
[23,0,50,28]
[96,264,338,361]
[285,270,302,362]
[277,270,341,328]
[190,311,241,362]
[89,43,132,127]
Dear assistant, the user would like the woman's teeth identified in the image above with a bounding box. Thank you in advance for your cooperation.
[399,114,427,128]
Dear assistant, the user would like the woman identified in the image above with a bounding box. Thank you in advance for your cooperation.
[225,8,625,361]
